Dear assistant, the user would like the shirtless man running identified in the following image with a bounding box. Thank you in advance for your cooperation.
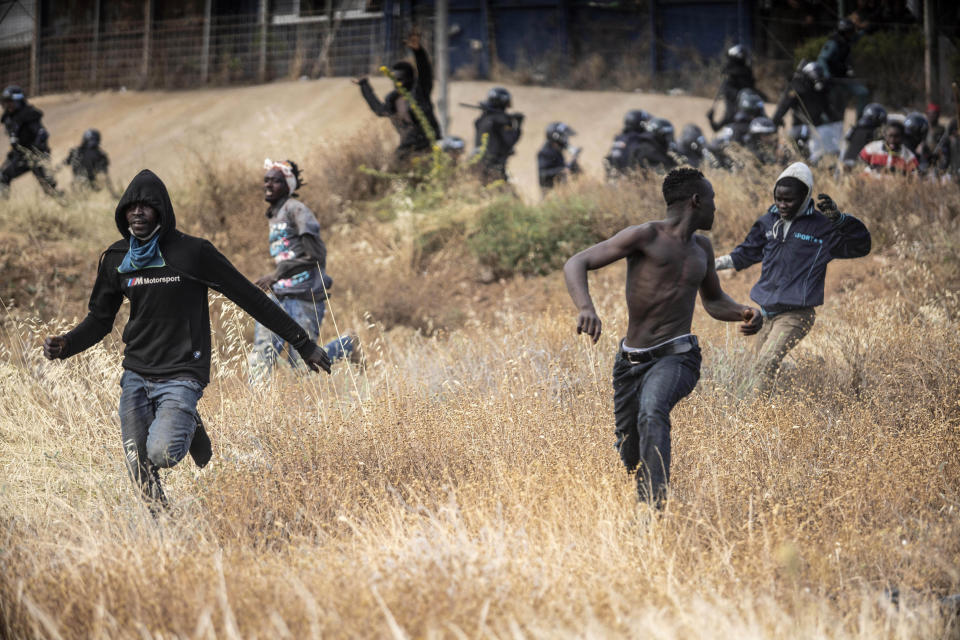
[563,167,762,506]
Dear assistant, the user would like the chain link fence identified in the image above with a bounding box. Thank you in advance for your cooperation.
[0,11,403,96]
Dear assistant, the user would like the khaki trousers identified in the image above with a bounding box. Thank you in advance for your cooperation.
[752,308,816,397]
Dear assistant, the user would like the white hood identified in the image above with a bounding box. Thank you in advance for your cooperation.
[774,162,814,216]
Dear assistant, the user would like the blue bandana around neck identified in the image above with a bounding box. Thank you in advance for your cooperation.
[118,227,165,274]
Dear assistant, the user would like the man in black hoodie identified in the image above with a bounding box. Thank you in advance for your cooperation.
[354,32,441,163]
[43,170,331,509]
[1,85,61,199]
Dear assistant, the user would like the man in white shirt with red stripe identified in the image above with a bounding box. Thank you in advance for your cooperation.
[859,120,918,175]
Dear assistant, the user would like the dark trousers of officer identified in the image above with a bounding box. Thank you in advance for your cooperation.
[1,149,58,195]
[612,342,701,507]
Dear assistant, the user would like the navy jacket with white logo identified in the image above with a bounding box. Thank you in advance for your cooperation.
[728,202,871,312]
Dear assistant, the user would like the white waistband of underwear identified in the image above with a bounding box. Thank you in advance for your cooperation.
[621,333,694,353]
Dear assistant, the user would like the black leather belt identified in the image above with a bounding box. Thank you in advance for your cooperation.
[620,335,699,364]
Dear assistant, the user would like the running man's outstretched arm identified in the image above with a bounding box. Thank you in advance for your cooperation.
[45,250,124,360]
[563,225,653,343]
[695,236,763,335]
[717,215,768,271]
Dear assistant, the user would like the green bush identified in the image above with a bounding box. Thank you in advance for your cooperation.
[468,195,605,278]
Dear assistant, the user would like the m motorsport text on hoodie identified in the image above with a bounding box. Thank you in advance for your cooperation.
[59,170,319,384]
[728,162,872,312]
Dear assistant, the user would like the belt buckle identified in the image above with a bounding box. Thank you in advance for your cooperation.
[624,350,652,364]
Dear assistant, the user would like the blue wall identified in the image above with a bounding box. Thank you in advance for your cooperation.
[407,0,751,77]
[653,1,753,71]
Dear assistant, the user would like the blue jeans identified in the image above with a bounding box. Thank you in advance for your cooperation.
[612,345,701,506]
[118,370,204,504]
[249,294,354,382]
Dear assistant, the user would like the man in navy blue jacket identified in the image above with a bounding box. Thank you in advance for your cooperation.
[715,162,871,397]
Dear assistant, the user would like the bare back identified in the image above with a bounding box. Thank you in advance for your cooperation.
[623,221,709,348]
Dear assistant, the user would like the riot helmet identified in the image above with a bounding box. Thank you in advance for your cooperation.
[737,89,765,119]
[837,19,856,36]
[748,117,777,136]
[623,109,652,134]
[82,128,101,147]
[1,85,25,112]
[801,61,826,92]
[857,103,887,129]
[727,44,748,64]
[903,112,929,144]
[647,117,675,147]
[485,87,511,111]
[679,124,706,152]
[546,122,575,147]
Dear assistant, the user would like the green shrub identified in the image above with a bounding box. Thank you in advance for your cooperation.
[468,195,604,278]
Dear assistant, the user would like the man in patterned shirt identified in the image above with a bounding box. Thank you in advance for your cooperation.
[249,159,359,381]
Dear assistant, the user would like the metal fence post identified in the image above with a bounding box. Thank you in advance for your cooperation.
[30,0,39,95]
[258,0,268,83]
[435,0,448,136]
[91,0,100,88]
[201,0,211,84]
[142,0,153,88]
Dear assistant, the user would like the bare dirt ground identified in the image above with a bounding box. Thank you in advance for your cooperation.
[31,78,719,202]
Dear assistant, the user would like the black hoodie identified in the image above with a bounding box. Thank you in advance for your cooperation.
[60,170,319,384]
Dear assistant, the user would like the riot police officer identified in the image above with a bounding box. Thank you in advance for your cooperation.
[710,88,765,133]
[772,62,842,163]
[631,117,678,174]
[817,19,869,119]
[604,109,651,178]
[707,45,767,131]
[63,128,110,191]
[473,87,523,184]
[538,122,580,192]
[677,124,709,168]
[1,85,61,199]
[841,102,886,167]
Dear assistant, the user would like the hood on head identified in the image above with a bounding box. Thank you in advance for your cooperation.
[114,170,177,241]
[774,162,814,215]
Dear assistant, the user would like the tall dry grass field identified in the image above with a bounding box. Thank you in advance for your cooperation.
[1,152,959,639]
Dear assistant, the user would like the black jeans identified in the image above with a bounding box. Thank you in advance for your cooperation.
[612,345,701,505]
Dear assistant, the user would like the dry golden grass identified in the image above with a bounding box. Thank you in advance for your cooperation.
[1,158,959,638]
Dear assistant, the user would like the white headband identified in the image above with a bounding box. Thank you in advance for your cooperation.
[264,158,297,194]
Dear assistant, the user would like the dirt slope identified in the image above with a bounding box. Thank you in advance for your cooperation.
[30,79,718,201]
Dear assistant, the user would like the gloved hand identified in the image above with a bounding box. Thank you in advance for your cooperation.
[817,193,841,221]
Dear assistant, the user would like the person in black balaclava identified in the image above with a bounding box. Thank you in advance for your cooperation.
[353,32,441,164]
[1,85,62,199]
[43,170,332,511]
[63,128,110,191]
[707,45,768,131]
[472,86,523,184]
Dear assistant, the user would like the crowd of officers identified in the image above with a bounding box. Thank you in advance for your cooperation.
[0,85,112,201]
[5,21,957,204]
[352,23,959,196]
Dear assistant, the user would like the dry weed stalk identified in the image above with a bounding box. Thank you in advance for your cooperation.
[1,159,958,638]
